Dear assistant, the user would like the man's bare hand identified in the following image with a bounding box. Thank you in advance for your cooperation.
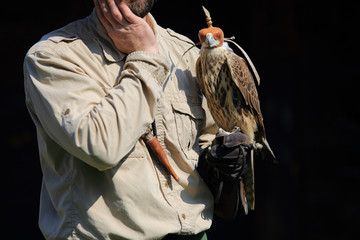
[95,0,158,54]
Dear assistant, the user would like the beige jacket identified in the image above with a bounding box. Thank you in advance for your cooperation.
[24,10,217,240]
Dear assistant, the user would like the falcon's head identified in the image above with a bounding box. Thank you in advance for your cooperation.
[198,6,224,49]
[198,27,224,49]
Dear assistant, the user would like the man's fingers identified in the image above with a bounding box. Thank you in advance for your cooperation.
[97,0,140,27]
[97,0,118,27]
[95,0,113,31]
[117,1,142,24]
[107,0,128,24]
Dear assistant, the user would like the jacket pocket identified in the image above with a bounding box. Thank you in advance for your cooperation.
[171,101,205,160]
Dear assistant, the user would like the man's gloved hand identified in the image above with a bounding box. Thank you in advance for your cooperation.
[197,129,253,220]
[207,130,251,181]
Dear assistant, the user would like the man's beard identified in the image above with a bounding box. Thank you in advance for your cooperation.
[128,0,155,18]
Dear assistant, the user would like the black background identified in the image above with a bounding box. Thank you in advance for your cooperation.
[1,0,359,239]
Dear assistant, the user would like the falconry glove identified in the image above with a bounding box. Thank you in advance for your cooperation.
[197,129,252,220]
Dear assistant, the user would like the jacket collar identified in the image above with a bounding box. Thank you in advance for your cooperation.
[89,9,159,63]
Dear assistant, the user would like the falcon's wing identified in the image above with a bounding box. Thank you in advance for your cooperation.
[227,51,277,162]
[225,51,265,132]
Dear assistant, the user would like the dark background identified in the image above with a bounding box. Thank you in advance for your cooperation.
[2,0,359,239]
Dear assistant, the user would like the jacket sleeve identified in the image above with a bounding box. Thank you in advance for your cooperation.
[198,96,219,151]
[24,45,170,171]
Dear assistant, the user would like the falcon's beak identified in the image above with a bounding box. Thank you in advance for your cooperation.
[205,33,220,48]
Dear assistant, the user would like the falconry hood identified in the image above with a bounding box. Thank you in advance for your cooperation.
[198,6,224,48]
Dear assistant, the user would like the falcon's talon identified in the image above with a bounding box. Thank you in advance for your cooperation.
[217,128,230,135]
[231,126,242,133]
[253,142,263,150]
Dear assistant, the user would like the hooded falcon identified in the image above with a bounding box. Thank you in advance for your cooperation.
[196,7,276,211]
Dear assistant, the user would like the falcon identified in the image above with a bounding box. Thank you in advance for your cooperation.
[196,7,276,211]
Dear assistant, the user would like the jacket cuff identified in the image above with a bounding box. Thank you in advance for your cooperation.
[125,51,171,87]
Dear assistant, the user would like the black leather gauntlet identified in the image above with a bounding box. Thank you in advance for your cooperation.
[197,130,252,220]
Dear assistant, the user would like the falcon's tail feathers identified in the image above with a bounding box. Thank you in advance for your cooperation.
[240,180,249,215]
[261,138,277,163]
